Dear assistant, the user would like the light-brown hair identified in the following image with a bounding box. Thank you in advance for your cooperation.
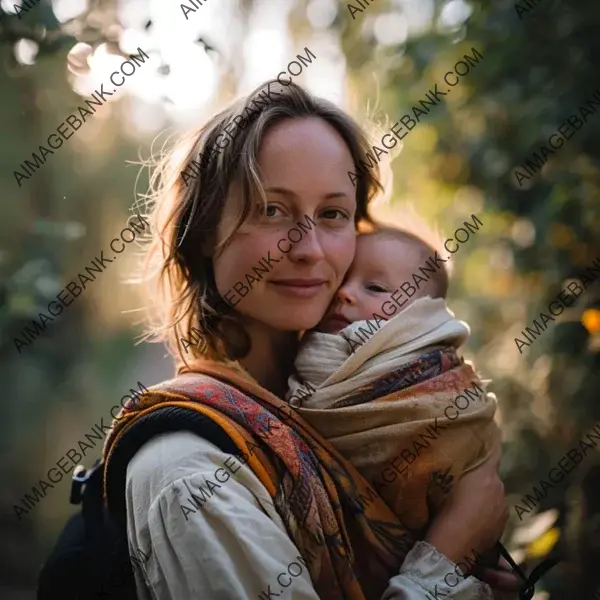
[136,79,385,367]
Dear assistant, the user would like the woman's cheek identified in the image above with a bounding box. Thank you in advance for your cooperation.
[213,235,273,297]
[329,229,356,286]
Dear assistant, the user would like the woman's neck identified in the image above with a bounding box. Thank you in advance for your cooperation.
[238,324,299,398]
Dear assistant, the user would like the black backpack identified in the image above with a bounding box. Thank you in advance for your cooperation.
[36,404,239,600]
[36,404,559,600]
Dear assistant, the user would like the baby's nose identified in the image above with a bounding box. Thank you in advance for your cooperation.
[336,286,355,304]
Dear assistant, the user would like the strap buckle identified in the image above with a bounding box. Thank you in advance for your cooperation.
[69,460,102,505]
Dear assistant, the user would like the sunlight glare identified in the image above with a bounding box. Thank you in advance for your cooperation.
[54,0,88,22]
[72,44,125,98]
[243,28,287,90]
[439,0,472,30]
[15,39,39,66]
[374,12,408,46]
[307,0,338,29]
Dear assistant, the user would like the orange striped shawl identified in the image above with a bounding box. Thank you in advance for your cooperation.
[102,359,416,600]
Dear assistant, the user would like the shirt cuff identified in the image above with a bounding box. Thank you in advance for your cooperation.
[382,541,494,599]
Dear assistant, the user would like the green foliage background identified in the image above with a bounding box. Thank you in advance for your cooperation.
[1,0,599,597]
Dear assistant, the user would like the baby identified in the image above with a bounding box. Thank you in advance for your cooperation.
[286,225,499,531]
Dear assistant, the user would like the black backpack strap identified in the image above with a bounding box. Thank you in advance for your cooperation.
[38,403,239,600]
[38,460,136,600]
[496,543,562,600]
[104,404,240,533]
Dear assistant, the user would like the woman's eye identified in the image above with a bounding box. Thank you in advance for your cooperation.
[260,204,283,217]
[367,283,388,292]
[321,208,349,220]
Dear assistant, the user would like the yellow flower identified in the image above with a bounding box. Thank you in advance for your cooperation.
[527,527,560,558]
[582,309,600,334]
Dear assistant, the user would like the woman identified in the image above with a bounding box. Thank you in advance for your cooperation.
[105,80,520,599]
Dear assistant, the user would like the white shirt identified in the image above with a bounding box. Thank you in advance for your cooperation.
[125,431,493,600]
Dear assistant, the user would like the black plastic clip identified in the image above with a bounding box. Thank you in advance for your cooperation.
[69,460,102,505]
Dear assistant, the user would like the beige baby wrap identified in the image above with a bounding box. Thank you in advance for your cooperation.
[286,297,500,530]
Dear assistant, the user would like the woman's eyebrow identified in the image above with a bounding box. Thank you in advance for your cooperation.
[264,186,348,200]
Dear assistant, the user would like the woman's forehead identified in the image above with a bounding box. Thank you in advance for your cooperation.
[258,118,356,184]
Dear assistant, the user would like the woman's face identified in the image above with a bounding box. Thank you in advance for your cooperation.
[213,116,358,333]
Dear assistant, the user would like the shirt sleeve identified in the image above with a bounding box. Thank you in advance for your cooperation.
[385,541,494,599]
[125,431,492,600]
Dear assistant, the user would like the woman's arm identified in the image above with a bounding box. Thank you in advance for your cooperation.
[125,431,501,600]
[423,438,521,598]
[425,438,508,563]
[382,439,520,600]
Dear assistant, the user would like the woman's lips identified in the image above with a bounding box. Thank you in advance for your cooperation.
[268,278,327,298]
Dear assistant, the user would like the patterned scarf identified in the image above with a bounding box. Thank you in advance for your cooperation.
[102,359,418,600]
[293,348,499,531]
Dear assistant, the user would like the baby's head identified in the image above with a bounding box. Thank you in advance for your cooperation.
[317,227,448,333]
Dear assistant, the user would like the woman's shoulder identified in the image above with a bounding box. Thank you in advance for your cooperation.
[124,435,324,599]
[126,430,226,492]
[125,430,278,522]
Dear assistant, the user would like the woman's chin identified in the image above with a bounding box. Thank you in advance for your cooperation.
[261,313,326,334]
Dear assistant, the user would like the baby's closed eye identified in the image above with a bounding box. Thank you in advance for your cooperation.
[366,282,390,293]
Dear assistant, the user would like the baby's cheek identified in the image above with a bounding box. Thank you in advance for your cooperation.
[368,294,393,317]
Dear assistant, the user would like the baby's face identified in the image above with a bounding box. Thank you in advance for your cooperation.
[316,234,426,333]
